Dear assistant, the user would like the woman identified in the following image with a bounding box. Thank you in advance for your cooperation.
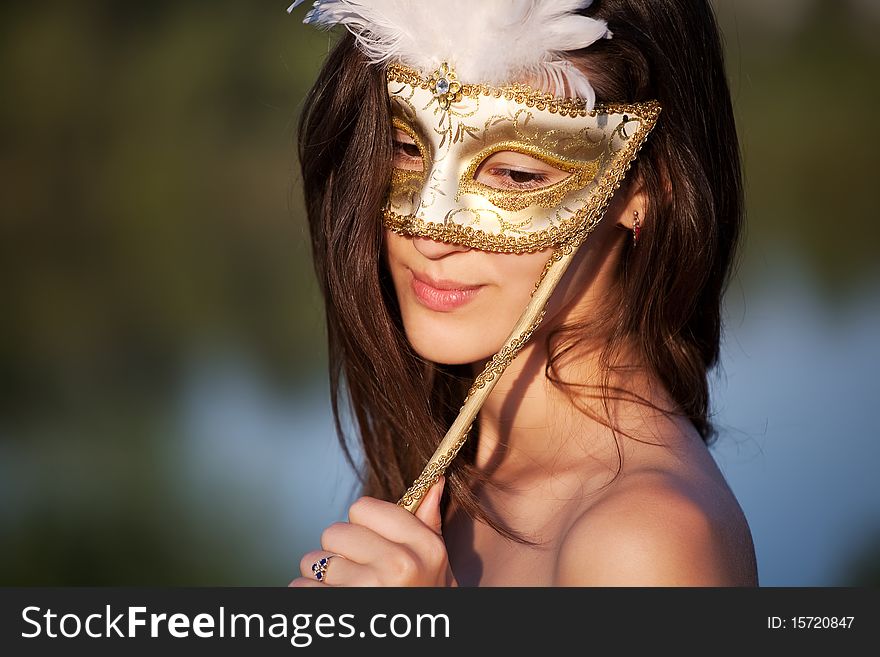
[289,0,759,586]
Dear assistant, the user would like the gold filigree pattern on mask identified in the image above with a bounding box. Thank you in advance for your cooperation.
[444,207,537,234]
[384,207,568,253]
[480,107,604,158]
[427,94,480,154]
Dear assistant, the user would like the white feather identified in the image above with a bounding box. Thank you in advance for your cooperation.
[288,0,611,106]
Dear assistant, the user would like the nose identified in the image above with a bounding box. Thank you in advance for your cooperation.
[412,236,470,259]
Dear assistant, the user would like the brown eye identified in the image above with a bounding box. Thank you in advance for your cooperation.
[474,151,568,191]
[398,142,421,158]
[392,128,424,172]
[509,170,543,184]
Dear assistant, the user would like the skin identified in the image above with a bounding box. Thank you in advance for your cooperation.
[290,117,759,589]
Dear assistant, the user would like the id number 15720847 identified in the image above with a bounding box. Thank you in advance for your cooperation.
[767,616,854,629]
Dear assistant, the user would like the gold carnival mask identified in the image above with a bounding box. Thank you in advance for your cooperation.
[383,62,661,254]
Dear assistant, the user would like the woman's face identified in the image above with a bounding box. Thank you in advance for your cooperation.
[381,67,640,366]
[382,126,632,366]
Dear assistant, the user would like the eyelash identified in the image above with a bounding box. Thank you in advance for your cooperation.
[392,139,422,163]
[483,167,551,190]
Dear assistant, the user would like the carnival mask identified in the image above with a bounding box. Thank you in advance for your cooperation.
[383,62,660,254]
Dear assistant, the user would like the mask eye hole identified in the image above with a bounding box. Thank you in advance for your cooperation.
[474,151,569,191]
[392,126,425,172]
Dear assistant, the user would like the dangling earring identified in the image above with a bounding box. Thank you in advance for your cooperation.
[632,210,641,247]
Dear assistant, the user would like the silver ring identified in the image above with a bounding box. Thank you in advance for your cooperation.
[311,555,335,581]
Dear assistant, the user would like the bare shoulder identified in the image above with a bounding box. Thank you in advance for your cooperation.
[554,469,758,586]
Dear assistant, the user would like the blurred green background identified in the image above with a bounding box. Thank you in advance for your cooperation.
[1,0,878,585]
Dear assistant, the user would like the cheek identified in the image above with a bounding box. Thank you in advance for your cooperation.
[467,252,553,361]
[495,251,552,312]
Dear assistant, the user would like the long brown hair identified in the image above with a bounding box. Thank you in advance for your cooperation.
[297,0,743,538]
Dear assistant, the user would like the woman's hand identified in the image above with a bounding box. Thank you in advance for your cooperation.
[289,476,457,587]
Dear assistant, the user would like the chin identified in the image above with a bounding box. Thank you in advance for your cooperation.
[403,322,499,366]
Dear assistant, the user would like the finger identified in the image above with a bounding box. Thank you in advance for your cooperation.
[320,522,399,565]
[347,495,440,544]
[413,476,445,535]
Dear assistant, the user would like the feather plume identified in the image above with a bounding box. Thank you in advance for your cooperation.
[287,0,610,107]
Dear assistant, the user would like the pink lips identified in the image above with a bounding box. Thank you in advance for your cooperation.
[410,269,483,312]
